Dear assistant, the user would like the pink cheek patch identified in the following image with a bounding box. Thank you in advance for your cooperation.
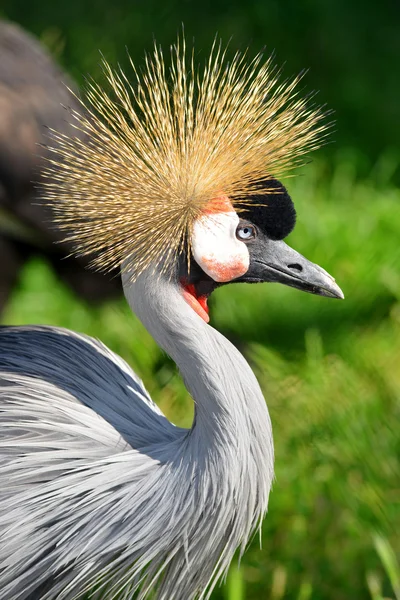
[192,208,250,283]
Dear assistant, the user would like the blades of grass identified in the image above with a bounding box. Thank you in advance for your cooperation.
[297,579,313,600]
[373,534,400,600]
[225,564,245,600]
[270,565,287,600]
[366,571,384,600]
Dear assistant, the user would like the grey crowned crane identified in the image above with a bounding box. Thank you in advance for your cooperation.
[0,37,343,600]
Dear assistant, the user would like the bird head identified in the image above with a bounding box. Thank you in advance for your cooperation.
[179,178,342,323]
[43,36,343,322]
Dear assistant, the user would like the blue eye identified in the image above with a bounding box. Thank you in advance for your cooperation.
[236,224,256,241]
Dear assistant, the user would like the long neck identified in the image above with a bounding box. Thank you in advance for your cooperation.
[122,268,273,471]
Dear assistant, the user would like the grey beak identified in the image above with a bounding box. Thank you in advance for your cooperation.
[241,239,344,299]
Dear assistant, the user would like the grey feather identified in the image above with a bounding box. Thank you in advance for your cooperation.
[0,266,273,599]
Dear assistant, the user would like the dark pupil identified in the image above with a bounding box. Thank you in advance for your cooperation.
[243,228,250,234]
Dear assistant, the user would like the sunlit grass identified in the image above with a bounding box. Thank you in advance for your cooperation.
[2,156,399,599]
[369,534,400,600]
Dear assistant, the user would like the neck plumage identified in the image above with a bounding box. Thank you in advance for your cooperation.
[123,267,273,478]
[120,267,274,597]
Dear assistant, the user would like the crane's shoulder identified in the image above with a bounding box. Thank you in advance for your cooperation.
[0,323,145,388]
[0,324,178,448]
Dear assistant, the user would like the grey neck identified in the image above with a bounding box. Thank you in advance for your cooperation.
[122,267,273,468]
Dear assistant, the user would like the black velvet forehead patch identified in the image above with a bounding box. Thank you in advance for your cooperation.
[239,179,296,240]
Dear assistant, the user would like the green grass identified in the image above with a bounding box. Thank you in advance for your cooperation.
[2,156,400,599]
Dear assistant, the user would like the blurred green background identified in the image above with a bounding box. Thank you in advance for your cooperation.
[0,2,399,599]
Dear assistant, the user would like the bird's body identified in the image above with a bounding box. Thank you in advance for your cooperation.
[0,268,272,599]
[0,34,343,600]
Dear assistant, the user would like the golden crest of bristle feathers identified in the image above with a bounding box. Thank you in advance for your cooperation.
[42,36,329,278]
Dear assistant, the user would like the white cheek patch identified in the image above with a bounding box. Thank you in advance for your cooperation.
[192,211,250,282]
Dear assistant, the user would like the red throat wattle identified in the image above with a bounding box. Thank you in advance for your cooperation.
[181,283,210,323]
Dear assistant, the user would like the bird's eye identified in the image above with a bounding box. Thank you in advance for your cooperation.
[236,224,256,241]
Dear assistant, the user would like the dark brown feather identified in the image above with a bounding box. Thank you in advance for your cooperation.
[0,21,120,310]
